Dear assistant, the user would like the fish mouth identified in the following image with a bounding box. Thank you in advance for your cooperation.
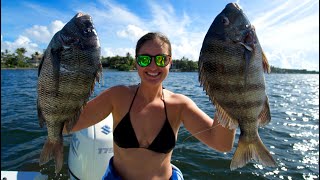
[76,12,86,18]
[232,26,255,51]
[59,12,99,48]
[75,12,91,21]
[74,13,97,37]
[227,3,241,10]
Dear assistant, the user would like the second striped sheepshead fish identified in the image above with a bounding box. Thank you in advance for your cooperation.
[37,12,102,173]
[198,3,276,170]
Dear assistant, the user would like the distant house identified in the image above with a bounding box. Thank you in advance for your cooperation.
[28,53,43,67]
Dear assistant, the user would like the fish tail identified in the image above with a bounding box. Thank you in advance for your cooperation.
[230,134,277,170]
[39,139,64,174]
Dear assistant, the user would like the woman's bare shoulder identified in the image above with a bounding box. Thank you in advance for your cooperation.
[164,89,194,105]
[107,84,138,95]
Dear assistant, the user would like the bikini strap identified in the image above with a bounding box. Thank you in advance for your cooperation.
[162,87,168,118]
[128,84,140,111]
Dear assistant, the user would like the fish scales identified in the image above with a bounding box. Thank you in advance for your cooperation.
[200,40,266,120]
[37,12,102,173]
[198,3,276,170]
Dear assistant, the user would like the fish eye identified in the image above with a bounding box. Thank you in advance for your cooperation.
[222,17,229,26]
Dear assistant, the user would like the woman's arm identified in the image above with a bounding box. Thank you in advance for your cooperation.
[63,87,114,134]
[180,95,236,152]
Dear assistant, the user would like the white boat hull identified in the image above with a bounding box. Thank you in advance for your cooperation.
[1,114,114,180]
[1,171,48,180]
[68,113,114,180]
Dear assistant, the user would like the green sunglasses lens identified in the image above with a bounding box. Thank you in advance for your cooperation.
[155,55,166,67]
[137,55,151,67]
[136,54,170,67]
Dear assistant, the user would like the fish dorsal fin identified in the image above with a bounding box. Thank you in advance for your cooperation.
[262,50,271,73]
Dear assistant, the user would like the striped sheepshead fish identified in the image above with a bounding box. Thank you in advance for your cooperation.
[198,3,276,170]
[37,12,102,173]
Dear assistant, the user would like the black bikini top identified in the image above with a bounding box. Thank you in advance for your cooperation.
[113,85,176,154]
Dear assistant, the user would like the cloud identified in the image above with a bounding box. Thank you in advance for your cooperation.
[115,0,200,60]
[1,20,65,57]
[75,0,142,28]
[22,2,65,19]
[171,32,205,61]
[80,0,200,59]
[247,0,319,70]
[70,0,145,57]
[1,0,202,61]
[147,1,191,36]
[97,0,142,25]
[1,35,40,56]
[116,25,148,42]
[23,20,65,44]
[2,0,318,70]
[50,21,66,36]
[102,47,135,57]
[24,25,51,44]
[266,50,318,71]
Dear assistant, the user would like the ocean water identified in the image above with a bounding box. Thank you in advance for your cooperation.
[1,69,319,180]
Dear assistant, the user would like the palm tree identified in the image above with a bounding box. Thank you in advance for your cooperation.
[15,48,27,62]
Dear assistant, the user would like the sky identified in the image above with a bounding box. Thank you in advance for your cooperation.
[1,0,319,71]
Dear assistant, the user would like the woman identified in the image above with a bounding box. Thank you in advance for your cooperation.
[69,32,236,180]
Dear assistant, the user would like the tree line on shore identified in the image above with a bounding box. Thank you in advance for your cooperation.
[0,48,199,72]
[1,47,318,74]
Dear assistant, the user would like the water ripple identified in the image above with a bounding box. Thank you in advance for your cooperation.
[1,70,319,179]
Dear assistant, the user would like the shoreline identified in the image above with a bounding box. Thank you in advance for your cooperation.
[1,67,37,70]
[1,67,318,74]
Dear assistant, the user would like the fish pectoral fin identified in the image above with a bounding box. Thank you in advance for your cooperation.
[37,100,45,128]
[258,97,271,126]
[65,106,84,133]
[95,64,103,86]
[50,48,61,92]
[230,134,277,170]
[238,42,253,51]
[89,66,103,97]
[240,40,253,85]
[262,50,271,73]
[243,48,252,85]
[214,101,238,130]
